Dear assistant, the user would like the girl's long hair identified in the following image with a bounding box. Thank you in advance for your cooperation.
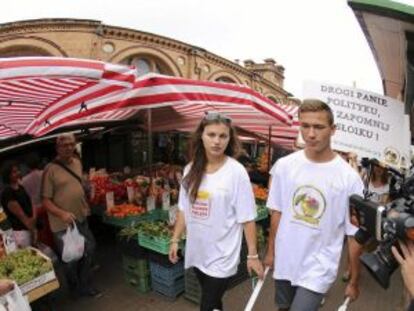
[182,118,241,203]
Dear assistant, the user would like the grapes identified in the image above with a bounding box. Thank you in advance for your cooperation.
[0,249,53,285]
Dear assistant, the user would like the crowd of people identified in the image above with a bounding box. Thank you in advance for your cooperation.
[0,99,412,311]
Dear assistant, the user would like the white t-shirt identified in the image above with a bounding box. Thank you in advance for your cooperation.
[179,157,256,278]
[267,150,363,294]
[368,183,389,203]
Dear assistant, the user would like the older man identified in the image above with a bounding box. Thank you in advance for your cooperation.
[42,133,100,298]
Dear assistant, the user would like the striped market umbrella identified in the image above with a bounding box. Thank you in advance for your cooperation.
[0,57,136,140]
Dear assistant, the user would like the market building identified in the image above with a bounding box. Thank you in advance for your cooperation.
[0,18,296,105]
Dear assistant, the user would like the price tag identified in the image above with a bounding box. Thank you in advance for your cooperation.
[127,186,135,203]
[162,191,170,210]
[106,191,114,210]
[168,205,178,225]
[146,196,155,212]
[1,230,17,254]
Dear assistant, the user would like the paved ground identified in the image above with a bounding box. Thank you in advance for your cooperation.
[48,222,407,311]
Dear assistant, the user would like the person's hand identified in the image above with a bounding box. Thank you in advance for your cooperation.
[263,249,274,269]
[344,282,360,301]
[0,279,14,296]
[247,258,264,280]
[392,241,414,298]
[26,217,37,230]
[61,211,76,225]
[168,242,179,264]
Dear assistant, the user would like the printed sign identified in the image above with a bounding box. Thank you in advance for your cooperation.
[303,81,411,168]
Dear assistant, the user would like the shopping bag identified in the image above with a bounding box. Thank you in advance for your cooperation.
[244,267,270,311]
[61,222,85,263]
[4,282,31,311]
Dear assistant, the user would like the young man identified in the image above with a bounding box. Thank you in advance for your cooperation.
[264,99,363,311]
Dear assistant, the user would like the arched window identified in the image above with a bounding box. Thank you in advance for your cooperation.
[121,55,173,76]
[267,96,278,104]
[215,76,236,84]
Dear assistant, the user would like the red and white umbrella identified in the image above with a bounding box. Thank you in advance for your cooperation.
[0,57,136,140]
[31,73,298,149]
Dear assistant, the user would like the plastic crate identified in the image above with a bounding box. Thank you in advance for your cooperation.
[102,212,150,228]
[184,268,201,304]
[124,270,151,293]
[122,255,149,276]
[150,261,184,286]
[152,276,184,298]
[147,209,169,221]
[138,232,184,255]
[117,236,148,259]
[147,249,182,268]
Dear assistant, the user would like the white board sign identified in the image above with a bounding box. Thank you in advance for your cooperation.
[303,81,411,168]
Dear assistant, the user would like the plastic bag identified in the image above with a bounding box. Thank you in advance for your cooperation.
[3,282,31,311]
[61,222,85,263]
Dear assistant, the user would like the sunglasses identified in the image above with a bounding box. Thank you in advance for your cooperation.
[203,111,232,123]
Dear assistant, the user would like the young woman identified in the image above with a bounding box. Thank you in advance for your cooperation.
[368,163,390,204]
[0,162,36,247]
[169,112,263,311]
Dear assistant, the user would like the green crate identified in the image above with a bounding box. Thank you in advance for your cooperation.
[102,213,150,228]
[124,270,151,293]
[138,233,184,255]
[255,205,268,222]
[122,255,149,276]
[147,209,169,221]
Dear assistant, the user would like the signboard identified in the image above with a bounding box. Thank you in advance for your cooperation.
[303,81,411,168]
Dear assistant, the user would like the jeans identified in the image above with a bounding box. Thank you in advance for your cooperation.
[194,268,230,311]
[53,220,96,291]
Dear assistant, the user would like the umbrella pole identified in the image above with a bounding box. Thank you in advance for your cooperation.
[148,108,153,177]
[267,125,272,172]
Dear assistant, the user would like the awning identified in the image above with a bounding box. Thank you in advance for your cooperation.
[0,57,136,140]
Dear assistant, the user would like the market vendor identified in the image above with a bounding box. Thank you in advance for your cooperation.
[42,133,101,298]
[0,161,36,248]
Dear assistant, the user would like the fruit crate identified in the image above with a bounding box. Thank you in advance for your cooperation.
[124,270,151,293]
[255,204,268,222]
[138,233,184,255]
[147,249,182,268]
[102,212,150,228]
[122,255,149,276]
[147,209,169,221]
[149,261,184,286]
[117,236,148,259]
[152,276,184,299]
[184,268,201,304]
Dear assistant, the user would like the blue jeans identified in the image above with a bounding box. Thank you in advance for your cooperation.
[53,220,96,291]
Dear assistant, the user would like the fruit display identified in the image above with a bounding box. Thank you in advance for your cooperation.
[106,204,146,218]
[0,249,53,285]
[136,221,173,239]
[253,184,268,204]
[258,148,270,173]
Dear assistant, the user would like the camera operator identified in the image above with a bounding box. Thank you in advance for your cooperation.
[392,241,414,311]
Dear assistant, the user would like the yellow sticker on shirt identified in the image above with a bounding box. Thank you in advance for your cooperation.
[191,191,211,219]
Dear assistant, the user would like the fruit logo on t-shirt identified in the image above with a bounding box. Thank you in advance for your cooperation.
[292,185,326,226]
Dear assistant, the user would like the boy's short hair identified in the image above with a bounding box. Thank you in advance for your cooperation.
[299,99,334,125]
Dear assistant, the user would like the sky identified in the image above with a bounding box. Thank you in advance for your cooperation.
[2,0,413,98]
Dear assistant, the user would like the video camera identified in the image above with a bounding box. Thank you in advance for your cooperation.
[349,158,414,289]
